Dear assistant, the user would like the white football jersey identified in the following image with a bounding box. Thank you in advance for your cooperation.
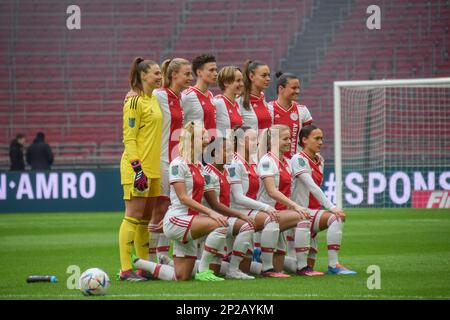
[213,94,243,137]
[256,152,292,210]
[182,86,216,132]
[154,88,184,165]
[237,93,273,132]
[267,100,313,158]
[167,157,205,217]
[290,151,326,210]
[225,153,261,211]
[203,163,231,207]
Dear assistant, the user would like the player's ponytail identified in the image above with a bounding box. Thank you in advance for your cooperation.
[299,124,319,148]
[276,71,299,95]
[242,60,253,111]
[129,57,158,94]
[242,60,266,111]
[161,58,191,88]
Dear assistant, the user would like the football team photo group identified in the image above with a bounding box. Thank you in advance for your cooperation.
[1,0,450,303]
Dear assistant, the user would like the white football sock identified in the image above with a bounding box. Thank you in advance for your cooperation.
[260,219,280,272]
[249,261,262,275]
[198,227,227,272]
[327,215,343,268]
[285,228,296,257]
[308,236,318,261]
[147,226,160,262]
[229,223,254,272]
[295,220,311,270]
[133,259,175,281]
[283,256,297,273]
[253,231,261,249]
[156,233,171,261]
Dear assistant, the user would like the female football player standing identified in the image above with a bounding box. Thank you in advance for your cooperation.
[147,58,193,265]
[118,57,163,281]
[182,54,218,138]
[290,124,357,275]
[268,72,313,159]
[239,60,273,135]
[214,66,244,137]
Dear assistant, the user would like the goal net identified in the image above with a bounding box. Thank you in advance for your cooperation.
[334,78,450,208]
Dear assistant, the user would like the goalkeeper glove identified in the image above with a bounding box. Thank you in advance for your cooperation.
[131,160,148,192]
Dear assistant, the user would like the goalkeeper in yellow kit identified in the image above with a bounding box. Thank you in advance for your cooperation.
[118,57,163,281]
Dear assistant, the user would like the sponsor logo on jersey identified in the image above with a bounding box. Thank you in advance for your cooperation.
[298,157,306,167]
[262,161,270,170]
[128,118,135,128]
[171,165,179,176]
[204,174,211,185]
[228,167,236,177]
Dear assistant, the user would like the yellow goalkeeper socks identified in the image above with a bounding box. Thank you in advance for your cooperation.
[135,219,150,261]
[119,217,140,272]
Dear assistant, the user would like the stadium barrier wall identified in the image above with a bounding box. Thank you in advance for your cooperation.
[0,169,123,213]
[0,167,449,213]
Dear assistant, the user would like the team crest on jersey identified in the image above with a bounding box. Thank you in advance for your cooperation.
[298,157,306,168]
[290,112,299,121]
[262,161,270,170]
[171,165,179,176]
[128,118,135,128]
[228,167,236,177]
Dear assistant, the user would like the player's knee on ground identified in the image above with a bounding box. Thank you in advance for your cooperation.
[175,269,192,281]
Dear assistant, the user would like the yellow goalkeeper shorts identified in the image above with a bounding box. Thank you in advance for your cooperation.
[122,178,161,200]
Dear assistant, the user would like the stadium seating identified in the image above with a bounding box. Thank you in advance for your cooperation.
[1,0,448,168]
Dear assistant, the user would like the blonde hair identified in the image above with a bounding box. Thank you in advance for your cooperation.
[161,58,191,88]
[258,124,290,157]
[217,66,241,91]
[178,121,205,163]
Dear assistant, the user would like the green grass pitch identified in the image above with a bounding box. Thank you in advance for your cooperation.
[1,209,449,300]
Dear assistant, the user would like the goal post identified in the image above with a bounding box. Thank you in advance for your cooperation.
[334,78,450,208]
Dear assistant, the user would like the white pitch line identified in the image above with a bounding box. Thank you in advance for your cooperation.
[1,293,449,299]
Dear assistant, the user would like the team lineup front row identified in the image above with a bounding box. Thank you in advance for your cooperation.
[118,54,356,282]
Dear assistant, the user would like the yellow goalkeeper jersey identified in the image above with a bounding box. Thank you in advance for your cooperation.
[120,93,163,184]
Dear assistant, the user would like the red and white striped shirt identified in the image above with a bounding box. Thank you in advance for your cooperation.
[203,163,231,207]
[268,100,313,158]
[182,86,216,134]
[214,94,243,137]
[225,152,270,211]
[290,151,331,210]
[238,93,273,133]
[256,151,292,210]
[167,157,205,217]
[154,88,184,164]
